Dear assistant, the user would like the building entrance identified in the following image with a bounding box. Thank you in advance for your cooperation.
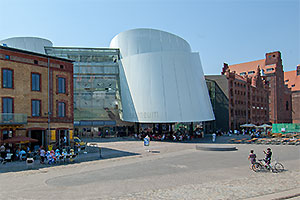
[56,129,69,149]
[30,130,45,149]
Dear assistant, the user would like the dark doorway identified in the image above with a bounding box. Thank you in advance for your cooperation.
[30,130,44,150]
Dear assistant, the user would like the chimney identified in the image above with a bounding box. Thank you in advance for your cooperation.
[222,63,229,75]
[297,64,300,76]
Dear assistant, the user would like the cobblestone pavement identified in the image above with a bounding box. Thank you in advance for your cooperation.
[0,138,299,200]
[106,169,300,200]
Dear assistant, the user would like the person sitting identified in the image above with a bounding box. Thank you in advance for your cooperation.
[19,149,27,161]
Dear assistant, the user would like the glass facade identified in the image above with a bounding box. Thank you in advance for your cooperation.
[205,79,229,132]
[45,47,122,127]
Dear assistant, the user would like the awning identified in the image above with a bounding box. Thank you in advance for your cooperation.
[3,136,38,144]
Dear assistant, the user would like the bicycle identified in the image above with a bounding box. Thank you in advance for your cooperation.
[252,159,284,173]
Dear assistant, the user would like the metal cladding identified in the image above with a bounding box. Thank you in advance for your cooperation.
[0,37,52,54]
[110,28,215,123]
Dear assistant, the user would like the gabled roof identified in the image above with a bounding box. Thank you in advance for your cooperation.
[284,70,300,91]
[228,59,266,76]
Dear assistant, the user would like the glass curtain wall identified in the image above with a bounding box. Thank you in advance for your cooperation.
[205,79,229,133]
[45,47,122,126]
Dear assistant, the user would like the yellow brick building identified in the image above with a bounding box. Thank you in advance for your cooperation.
[0,46,73,150]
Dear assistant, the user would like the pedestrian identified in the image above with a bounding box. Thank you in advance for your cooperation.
[144,135,150,152]
[0,144,6,159]
[212,133,216,142]
[248,150,256,165]
[263,148,272,167]
[40,147,45,164]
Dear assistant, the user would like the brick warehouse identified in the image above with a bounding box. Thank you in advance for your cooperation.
[0,46,73,150]
[223,51,292,124]
[206,65,269,131]
[284,65,300,123]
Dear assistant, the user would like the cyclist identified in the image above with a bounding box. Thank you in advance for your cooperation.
[263,148,272,168]
[248,150,257,165]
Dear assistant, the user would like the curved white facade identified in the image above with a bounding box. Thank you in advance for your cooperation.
[110,28,214,123]
[0,37,52,54]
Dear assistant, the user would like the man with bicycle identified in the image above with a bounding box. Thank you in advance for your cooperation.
[263,148,272,168]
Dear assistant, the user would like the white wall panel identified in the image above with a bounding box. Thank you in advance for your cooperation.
[110,28,214,123]
[0,37,52,54]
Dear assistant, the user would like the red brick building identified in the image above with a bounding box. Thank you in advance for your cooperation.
[223,51,292,124]
[284,65,300,123]
[0,46,74,149]
[207,65,269,130]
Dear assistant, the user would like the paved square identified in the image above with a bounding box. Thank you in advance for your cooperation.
[0,139,299,200]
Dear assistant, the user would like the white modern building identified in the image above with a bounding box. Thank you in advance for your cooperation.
[1,29,214,134]
[0,37,52,54]
[110,28,214,123]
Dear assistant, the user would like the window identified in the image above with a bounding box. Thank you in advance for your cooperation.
[248,71,255,75]
[31,73,41,91]
[34,60,38,65]
[2,97,13,113]
[291,84,295,87]
[58,77,66,93]
[266,68,274,72]
[240,72,246,76]
[5,55,10,60]
[31,100,41,117]
[286,101,289,111]
[58,102,66,117]
[2,69,13,88]
[2,97,13,121]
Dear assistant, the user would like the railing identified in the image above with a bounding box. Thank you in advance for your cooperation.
[0,113,27,125]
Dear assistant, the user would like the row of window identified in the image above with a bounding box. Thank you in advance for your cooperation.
[2,97,66,117]
[4,54,65,69]
[1,69,66,93]
[239,68,274,76]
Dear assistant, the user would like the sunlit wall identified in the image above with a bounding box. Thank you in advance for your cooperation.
[110,28,215,123]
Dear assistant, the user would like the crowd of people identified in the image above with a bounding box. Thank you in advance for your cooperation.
[134,128,204,142]
[38,147,77,165]
[0,143,78,165]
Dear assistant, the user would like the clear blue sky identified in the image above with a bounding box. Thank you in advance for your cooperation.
[0,0,299,74]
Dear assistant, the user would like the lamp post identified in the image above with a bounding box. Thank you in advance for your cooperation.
[47,58,51,149]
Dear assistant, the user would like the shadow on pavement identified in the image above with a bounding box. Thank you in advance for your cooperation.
[82,135,251,145]
[0,147,139,174]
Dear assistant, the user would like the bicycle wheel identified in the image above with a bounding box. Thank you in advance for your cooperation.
[252,162,262,172]
[274,163,284,172]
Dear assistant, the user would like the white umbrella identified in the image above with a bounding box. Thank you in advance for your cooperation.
[256,124,272,128]
[240,124,256,128]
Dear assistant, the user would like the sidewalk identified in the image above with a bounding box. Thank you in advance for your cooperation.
[248,187,300,200]
[0,145,139,173]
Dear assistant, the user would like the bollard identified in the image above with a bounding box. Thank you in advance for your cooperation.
[99,147,102,159]
[26,158,34,169]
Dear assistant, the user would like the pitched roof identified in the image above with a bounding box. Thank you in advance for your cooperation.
[228,59,265,76]
[284,70,300,91]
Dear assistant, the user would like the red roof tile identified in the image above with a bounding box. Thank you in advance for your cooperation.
[284,70,300,91]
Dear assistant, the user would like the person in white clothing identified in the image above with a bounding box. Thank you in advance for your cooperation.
[212,133,216,142]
